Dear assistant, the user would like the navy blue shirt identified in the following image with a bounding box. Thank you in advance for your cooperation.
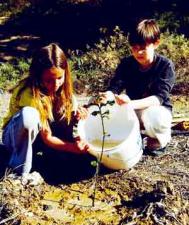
[108,54,175,111]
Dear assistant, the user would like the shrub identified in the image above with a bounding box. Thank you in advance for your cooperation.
[71,27,189,95]
[1,28,189,95]
[156,11,180,32]
[0,0,31,17]
[70,26,130,94]
[0,58,30,90]
[158,32,189,83]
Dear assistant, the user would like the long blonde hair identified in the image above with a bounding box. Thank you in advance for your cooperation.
[20,43,73,127]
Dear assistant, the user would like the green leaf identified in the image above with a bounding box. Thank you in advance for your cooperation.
[100,103,107,107]
[102,110,110,116]
[107,100,115,106]
[91,111,100,116]
[91,161,98,167]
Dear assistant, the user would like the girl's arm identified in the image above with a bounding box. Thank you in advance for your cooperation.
[40,128,89,154]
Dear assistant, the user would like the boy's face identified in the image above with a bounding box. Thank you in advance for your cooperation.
[131,43,157,67]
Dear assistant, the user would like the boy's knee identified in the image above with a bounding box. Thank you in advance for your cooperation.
[142,106,172,131]
[21,106,40,130]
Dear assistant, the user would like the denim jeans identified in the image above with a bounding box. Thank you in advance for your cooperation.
[2,107,78,175]
[2,107,41,175]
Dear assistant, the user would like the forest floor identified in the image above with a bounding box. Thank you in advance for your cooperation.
[0,93,189,225]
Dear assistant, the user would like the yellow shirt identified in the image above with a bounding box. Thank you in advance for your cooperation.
[3,82,78,128]
[3,83,36,128]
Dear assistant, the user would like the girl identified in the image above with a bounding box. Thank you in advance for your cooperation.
[2,43,89,176]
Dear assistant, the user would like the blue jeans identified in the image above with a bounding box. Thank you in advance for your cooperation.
[2,106,78,175]
[2,107,41,175]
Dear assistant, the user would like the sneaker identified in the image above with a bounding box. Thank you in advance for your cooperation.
[21,171,44,186]
[143,136,166,156]
[144,146,167,156]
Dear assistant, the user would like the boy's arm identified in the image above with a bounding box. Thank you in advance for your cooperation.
[115,59,175,110]
[108,93,160,109]
[149,60,175,106]
[131,60,175,110]
[130,95,160,110]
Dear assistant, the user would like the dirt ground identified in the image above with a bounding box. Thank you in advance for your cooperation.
[0,94,189,225]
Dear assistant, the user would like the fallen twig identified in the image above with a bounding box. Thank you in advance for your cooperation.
[171,130,189,136]
[0,214,18,224]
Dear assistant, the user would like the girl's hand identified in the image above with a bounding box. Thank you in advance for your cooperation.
[71,137,90,154]
[40,127,52,142]
[75,106,88,120]
[40,128,89,154]
[115,94,131,105]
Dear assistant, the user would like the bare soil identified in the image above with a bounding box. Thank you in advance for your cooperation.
[0,94,189,225]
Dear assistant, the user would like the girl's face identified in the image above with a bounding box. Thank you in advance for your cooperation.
[41,66,65,94]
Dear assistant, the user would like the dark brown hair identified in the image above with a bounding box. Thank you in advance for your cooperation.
[128,19,160,46]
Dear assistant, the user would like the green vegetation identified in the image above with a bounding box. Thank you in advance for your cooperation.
[71,28,189,94]
[70,26,130,93]
[159,32,189,84]
[0,1,188,95]
[0,0,31,16]
[0,1,189,94]
[1,28,189,94]
[0,58,30,90]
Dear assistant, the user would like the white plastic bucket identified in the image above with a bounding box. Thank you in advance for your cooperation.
[77,102,143,170]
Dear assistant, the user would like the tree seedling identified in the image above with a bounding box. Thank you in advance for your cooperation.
[89,97,115,207]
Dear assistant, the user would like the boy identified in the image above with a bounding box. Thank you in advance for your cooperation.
[102,19,175,156]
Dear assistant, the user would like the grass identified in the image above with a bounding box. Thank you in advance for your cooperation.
[0,58,30,90]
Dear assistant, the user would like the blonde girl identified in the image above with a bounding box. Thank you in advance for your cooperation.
[2,43,89,175]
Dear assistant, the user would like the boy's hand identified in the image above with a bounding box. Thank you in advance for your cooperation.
[98,92,109,104]
[91,91,115,105]
[115,94,130,105]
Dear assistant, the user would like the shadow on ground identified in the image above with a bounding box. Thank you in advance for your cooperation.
[0,144,10,178]
[32,151,98,185]
[0,143,113,185]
